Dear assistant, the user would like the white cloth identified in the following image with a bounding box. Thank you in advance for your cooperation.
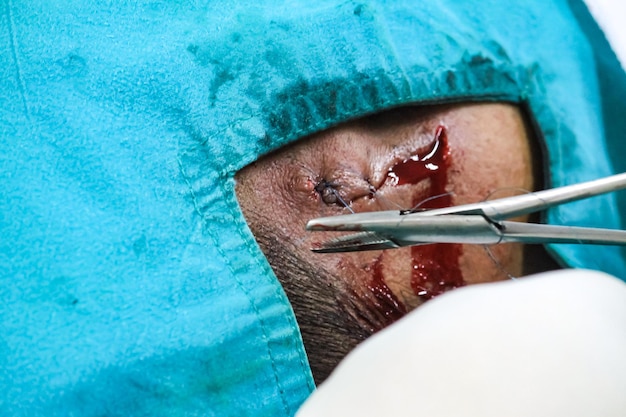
[297,270,626,417]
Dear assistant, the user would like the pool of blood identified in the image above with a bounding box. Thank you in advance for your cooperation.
[374,125,465,305]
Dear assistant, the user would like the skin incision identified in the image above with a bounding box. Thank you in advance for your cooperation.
[236,102,547,383]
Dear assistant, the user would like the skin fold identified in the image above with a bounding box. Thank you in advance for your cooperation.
[236,102,553,383]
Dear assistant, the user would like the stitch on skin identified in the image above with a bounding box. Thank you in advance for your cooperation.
[314,180,339,205]
[365,179,413,211]
[370,190,405,211]
[314,180,356,213]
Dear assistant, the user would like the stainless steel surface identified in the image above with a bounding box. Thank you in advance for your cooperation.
[307,173,626,252]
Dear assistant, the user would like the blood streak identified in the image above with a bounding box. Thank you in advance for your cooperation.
[386,125,464,302]
[367,257,407,326]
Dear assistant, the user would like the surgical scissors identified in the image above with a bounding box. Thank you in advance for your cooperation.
[306,173,626,253]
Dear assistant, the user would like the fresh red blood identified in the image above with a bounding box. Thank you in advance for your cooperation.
[367,257,407,325]
[386,125,464,302]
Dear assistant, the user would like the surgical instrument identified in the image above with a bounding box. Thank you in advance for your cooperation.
[306,173,626,253]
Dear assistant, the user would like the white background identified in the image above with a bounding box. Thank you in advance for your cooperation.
[584,0,626,70]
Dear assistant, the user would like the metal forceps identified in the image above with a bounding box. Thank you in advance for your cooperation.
[306,173,626,253]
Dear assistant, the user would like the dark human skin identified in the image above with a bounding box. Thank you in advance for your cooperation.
[236,102,557,383]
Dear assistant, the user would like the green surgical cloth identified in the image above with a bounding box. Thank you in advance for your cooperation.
[1,0,625,415]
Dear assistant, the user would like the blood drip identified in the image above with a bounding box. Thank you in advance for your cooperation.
[366,257,407,326]
[387,125,464,302]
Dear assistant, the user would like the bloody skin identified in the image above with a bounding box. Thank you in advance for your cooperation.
[364,125,459,323]
[385,125,464,302]
[236,103,535,382]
